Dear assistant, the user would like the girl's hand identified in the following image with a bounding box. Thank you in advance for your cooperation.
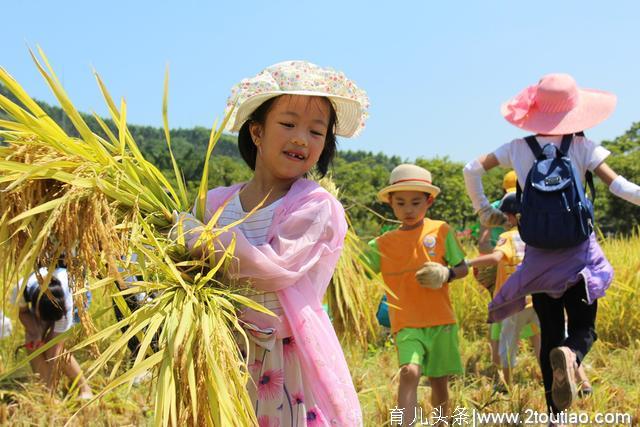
[478,205,508,228]
[170,211,205,241]
[415,262,449,289]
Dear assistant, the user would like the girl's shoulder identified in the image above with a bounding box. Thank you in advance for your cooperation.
[496,135,601,155]
[201,183,245,215]
[205,183,245,200]
[287,179,343,210]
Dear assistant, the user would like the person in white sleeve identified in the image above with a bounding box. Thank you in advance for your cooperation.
[462,73,640,421]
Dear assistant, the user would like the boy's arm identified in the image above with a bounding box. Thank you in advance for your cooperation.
[477,226,494,254]
[467,251,504,268]
[18,308,41,338]
[415,228,469,285]
[449,260,469,281]
[444,228,468,281]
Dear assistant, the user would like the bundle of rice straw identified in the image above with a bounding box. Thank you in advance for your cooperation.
[317,176,388,347]
[0,48,265,426]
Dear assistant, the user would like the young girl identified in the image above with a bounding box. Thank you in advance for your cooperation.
[15,267,92,398]
[463,73,640,419]
[175,61,368,426]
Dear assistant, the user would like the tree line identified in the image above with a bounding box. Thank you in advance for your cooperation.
[1,84,638,239]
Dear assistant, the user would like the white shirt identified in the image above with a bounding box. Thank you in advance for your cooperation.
[14,267,74,333]
[0,310,12,338]
[493,135,610,188]
[217,193,284,315]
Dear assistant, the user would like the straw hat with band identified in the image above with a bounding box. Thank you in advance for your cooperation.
[378,164,441,203]
[501,73,616,135]
[502,170,517,194]
[225,61,370,138]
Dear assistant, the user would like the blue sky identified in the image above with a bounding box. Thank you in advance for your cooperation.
[4,1,639,162]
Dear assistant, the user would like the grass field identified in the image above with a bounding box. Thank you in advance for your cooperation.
[1,233,639,426]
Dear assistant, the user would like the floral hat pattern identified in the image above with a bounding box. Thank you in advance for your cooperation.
[225,60,370,138]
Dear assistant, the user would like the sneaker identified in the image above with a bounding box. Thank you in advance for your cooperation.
[550,346,577,410]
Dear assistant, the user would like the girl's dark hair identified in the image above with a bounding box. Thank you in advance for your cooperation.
[237,95,338,177]
[25,277,66,323]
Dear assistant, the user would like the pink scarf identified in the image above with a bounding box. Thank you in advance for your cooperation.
[194,178,362,426]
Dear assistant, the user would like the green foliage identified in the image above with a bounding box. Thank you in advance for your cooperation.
[4,83,640,236]
[596,123,640,234]
[332,156,394,239]
[416,157,507,231]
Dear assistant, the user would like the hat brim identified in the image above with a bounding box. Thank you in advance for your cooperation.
[501,88,617,135]
[228,90,363,137]
[377,183,441,203]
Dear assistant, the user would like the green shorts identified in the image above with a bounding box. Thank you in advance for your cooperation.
[396,324,463,378]
[490,321,539,341]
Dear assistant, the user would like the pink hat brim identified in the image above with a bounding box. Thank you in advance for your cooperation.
[501,88,617,135]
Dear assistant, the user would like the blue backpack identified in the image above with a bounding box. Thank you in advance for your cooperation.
[516,134,596,249]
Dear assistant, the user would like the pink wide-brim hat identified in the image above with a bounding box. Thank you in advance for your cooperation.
[501,73,617,135]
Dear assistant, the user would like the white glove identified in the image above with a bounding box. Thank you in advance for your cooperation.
[415,262,450,289]
[170,211,205,241]
[478,205,508,228]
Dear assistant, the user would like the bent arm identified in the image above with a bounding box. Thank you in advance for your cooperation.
[213,196,347,292]
[450,261,469,281]
[468,251,504,267]
[19,308,42,340]
[596,162,640,206]
[477,226,494,254]
[463,153,501,212]
[594,162,618,186]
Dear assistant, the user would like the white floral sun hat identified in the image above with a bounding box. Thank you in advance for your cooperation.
[225,60,370,138]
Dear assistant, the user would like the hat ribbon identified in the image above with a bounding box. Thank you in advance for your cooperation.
[392,178,432,185]
[504,85,538,124]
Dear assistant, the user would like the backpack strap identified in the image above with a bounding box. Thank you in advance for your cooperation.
[559,134,573,156]
[585,170,596,201]
[524,135,544,159]
[560,132,597,201]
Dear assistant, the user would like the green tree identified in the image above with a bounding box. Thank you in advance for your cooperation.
[596,123,640,234]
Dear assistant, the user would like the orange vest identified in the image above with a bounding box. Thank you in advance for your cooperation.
[376,219,457,333]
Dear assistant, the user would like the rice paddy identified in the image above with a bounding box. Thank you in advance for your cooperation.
[1,51,638,426]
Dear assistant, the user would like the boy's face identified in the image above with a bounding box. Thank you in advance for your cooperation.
[389,191,433,228]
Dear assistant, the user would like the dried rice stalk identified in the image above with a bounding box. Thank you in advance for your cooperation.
[0,48,260,426]
[317,175,388,347]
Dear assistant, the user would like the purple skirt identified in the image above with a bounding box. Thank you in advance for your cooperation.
[488,233,614,323]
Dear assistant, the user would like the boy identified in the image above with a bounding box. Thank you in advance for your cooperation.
[366,164,468,424]
[468,192,541,386]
